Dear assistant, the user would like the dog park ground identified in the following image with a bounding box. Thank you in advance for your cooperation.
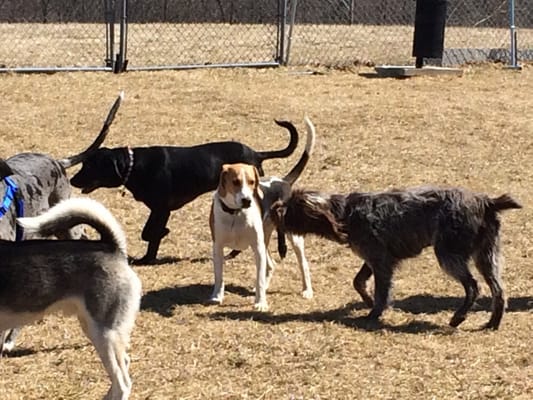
[0,64,532,399]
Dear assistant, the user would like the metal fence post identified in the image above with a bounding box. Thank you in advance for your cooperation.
[104,0,115,69]
[285,0,298,65]
[115,0,128,73]
[507,0,522,69]
[277,0,288,64]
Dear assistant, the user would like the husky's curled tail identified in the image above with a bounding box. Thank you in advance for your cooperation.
[18,197,127,256]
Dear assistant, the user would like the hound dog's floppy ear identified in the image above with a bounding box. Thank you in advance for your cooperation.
[270,200,287,228]
[253,166,264,200]
[217,164,229,198]
[0,158,14,180]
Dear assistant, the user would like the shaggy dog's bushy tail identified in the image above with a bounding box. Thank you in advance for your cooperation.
[490,194,522,212]
[17,197,127,255]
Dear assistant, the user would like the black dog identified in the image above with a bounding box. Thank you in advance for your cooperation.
[271,186,521,330]
[68,120,299,264]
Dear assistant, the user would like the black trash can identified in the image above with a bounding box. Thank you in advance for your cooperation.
[412,0,447,67]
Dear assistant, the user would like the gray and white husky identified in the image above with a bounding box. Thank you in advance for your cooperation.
[0,197,142,400]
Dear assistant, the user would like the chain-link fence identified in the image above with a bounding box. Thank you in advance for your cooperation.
[0,0,112,71]
[125,0,282,70]
[286,0,533,66]
[0,0,532,72]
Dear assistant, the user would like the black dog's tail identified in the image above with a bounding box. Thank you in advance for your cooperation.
[256,120,299,162]
[489,194,522,212]
[17,197,127,256]
[59,91,124,169]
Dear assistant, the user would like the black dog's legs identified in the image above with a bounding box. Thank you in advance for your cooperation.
[353,262,374,308]
[136,209,171,264]
[366,261,395,320]
[435,249,479,328]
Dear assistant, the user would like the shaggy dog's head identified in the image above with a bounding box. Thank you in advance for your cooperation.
[271,189,348,244]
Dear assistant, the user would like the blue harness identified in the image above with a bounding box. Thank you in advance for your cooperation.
[0,176,25,241]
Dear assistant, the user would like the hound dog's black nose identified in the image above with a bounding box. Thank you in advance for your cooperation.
[241,198,252,209]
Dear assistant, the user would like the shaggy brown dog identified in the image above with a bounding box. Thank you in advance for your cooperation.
[271,186,521,330]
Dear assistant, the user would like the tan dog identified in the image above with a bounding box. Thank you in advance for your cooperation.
[209,163,268,310]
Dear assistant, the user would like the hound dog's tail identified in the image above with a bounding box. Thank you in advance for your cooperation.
[283,116,316,186]
[276,116,316,258]
[59,91,124,168]
[489,194,522,212]
[257,120,299,162]
[17,198,127,256]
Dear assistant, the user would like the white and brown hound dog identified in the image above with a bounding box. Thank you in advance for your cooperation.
[209,163,269,310]
[209,117,317,310]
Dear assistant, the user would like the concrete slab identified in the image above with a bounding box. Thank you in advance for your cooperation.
[373,65,463,78]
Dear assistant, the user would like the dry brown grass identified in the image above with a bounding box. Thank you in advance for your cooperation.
[0,64,532,399]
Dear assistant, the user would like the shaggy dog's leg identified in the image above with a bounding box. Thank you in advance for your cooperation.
[434,248,479,328]
[367,260,396,320]
[353,262,374,307]
[473,224,506,330]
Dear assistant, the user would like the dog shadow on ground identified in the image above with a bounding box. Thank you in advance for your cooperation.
[141,282,533,332]
[208,302,444,334]
[391,294,533,315]
[141,283,253,317]
[130,255,211,266]
[3,343,90,359]
[207,294,533,334]
[2,348,37,358]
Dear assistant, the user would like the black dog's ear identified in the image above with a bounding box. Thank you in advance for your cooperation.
[0,158,14,180]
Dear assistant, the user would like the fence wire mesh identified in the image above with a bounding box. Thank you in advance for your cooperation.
[0,0,532,72]
[0,0,110,70]
[286,0,533,67]
[125,0,281,69]
[443,0,533,65]
[284,0,415,66]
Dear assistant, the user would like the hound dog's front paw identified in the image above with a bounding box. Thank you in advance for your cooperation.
[1,340,14,353]
[253,301,269,312]
[208,291,224,305]
[302,288,314,299]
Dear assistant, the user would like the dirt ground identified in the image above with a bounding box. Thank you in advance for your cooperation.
[0,64,532,399]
